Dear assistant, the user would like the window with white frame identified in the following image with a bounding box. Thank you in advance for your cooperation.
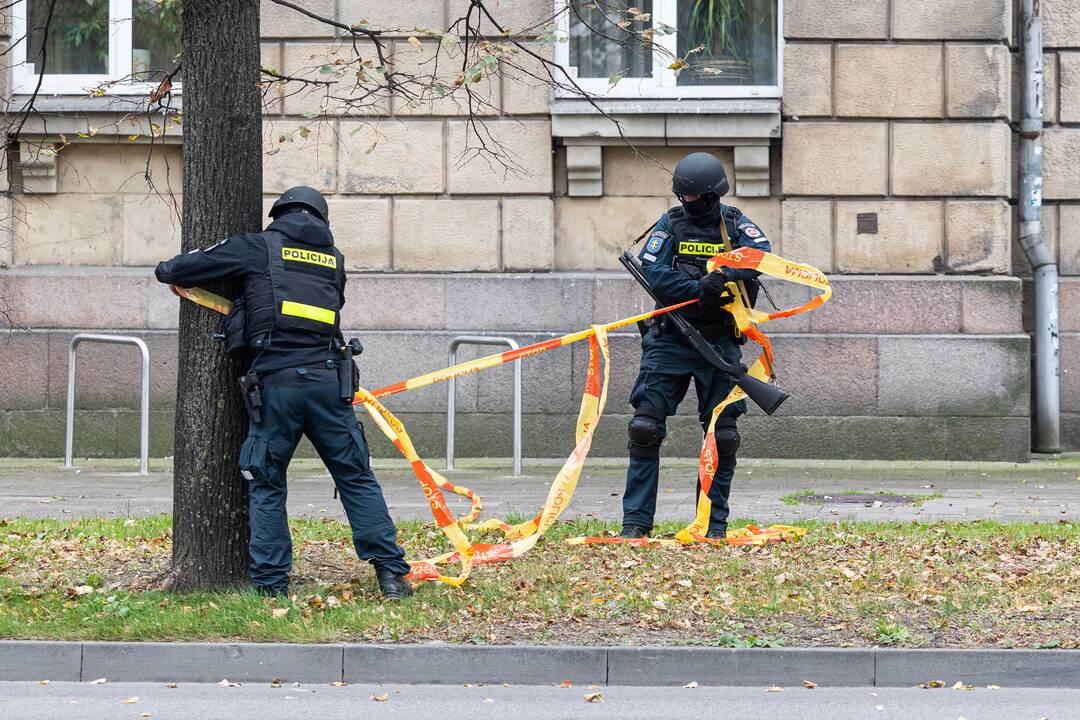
[556,0,781,98]
[11,0,181,95]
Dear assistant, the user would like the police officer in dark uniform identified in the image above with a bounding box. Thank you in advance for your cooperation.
[620,153,771,540]
[155,186,414,600]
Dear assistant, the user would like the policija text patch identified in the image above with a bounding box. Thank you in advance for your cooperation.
[282,246,337,269]
[678,241,726,257]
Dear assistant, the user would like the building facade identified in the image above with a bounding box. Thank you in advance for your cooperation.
[1,0,1077,462]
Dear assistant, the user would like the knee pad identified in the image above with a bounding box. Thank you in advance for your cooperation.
[714,419,740,457]
[628,413,664,458]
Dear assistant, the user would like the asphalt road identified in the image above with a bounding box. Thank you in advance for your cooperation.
[1,681,1076,720]
[3,456,1079,524]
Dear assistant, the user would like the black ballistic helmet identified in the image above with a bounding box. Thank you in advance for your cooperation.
[671,152,730,199]
[269,186,330,225]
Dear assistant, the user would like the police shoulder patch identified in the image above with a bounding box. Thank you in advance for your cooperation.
[739,223,764,239]
[645,231,668,254]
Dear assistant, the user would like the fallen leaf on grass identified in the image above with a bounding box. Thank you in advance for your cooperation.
[1016,603,1042,613]
[804,680,817,689]
[559,680,572,689]
[684,681,698,689]
[91,678,108,685]
[370,693,389,702]
[584,692,603,702]
[766,686,783,693]
[123,696,139,704]
[218,679,241,688]
[271,608,289,619]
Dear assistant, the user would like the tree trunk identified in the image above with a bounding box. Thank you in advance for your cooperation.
[171,0,263,591]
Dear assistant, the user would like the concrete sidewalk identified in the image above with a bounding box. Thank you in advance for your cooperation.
[2,456,1078,524]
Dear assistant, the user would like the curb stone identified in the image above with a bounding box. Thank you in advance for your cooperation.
[606,647,875,687]
[2,642,1079,687]
[80,641,343,684]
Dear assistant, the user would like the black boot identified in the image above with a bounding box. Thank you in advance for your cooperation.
[705,526,727,540]
[619,525,650,539]
[255,584,289,599]
[376,567,414,600]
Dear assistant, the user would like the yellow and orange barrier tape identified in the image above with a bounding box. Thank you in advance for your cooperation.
[170,248,832,584]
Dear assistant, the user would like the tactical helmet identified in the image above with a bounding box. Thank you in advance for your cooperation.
[269,186,330,225]
[671,152,730,199]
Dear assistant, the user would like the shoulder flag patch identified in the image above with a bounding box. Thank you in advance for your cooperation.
[645,231,668,254]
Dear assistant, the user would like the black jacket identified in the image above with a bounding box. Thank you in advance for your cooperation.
[155,213,346,373]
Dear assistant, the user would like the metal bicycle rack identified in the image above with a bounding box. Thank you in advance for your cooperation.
[446,336,522,477]
[65,334,151,475]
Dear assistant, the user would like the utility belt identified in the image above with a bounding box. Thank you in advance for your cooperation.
[637,314,738,343]
[237,338,364,422]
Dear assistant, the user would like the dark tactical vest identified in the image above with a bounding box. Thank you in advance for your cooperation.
[243,231,344,347]
[667,204,758,337]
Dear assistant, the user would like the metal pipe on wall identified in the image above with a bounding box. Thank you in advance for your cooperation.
[1019,0,1061,453]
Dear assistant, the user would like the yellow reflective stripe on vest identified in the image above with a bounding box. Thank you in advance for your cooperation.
[282,246,337,269]
[280,300,336,325]
[677,241,725,256]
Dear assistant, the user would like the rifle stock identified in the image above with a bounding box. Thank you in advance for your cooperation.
[619,251,788,416]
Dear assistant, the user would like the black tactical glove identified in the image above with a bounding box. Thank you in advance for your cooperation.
[699,270,733,306]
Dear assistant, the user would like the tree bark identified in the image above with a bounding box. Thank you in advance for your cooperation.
[171,0,263,591]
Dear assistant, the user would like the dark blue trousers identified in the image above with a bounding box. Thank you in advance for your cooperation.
[239,367,410,593]
[622,331,745,534]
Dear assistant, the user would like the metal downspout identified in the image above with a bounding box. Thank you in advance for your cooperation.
[1019,0,1061,452]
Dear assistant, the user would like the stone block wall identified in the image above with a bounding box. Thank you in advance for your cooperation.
[783,0,1015,276]
[0,269,1030,461]
[2,0,1074,460]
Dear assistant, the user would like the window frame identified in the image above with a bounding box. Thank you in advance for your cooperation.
[10,0,177,96]
[554,0,783,99]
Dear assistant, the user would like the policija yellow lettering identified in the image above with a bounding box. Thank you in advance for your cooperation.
[678,241,725,257]
[282,246,337,269]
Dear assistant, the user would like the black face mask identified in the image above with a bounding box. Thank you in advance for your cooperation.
[680,192,721,221]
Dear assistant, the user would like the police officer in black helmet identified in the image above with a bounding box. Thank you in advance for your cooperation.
[155,186,414,600]
[620,153,771,540]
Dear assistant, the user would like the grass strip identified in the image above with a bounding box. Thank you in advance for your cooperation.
[1,516,1078,649]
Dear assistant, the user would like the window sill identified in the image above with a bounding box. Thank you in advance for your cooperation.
[551,97,780,143]
[551,98,780,197]
[9,94,183,113]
